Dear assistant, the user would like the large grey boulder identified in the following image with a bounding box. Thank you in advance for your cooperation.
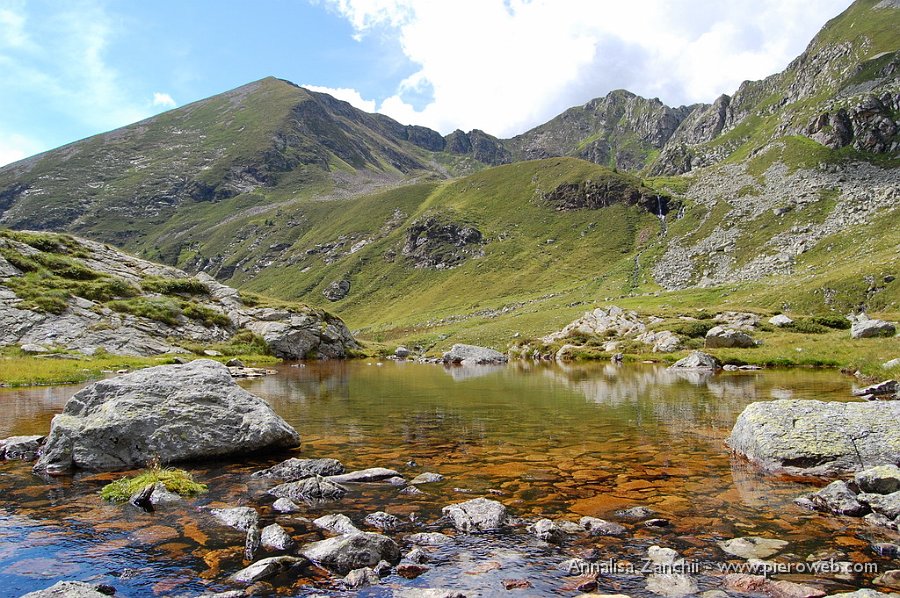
[850,315,896,339]
[300,532,401,574]
[669,351,719,370]
[442,497,508,532]
[442,344,507,365]
[33,360,300,474]
[705,326,756,348]
[727,399,900,476]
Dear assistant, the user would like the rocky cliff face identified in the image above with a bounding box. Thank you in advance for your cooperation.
[508,90,696,171]
[0,230,358,358]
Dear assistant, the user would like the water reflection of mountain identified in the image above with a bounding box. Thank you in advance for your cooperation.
[441,364,507,381]
[0,385,82,437]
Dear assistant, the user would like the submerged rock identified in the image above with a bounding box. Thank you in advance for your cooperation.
[326,467,401,484]
[410,472,444,484]
[251,457,344,481]
[300,532,401,575]
[442,497,508,532]
[33,360,300,474]
[407,532,453,546]
[718,537,789,559]
[727,399,900,476]
[442,344,508,365]
[209,507,259,532]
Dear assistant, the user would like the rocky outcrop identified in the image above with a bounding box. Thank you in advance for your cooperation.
[0,232,358,358]
[323,279,350,302]
[727,399,900,476]
[33,360,300,474]
[442,344,507,365]
[543,306,646,343]
[399,214,484,270]
[444,129,511,166]
[806,93,900,154]
[542,178,676,216]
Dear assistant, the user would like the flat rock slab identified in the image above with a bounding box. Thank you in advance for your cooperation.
[727,399,900,477]
[326,467,401,484]
[33,360,300,474]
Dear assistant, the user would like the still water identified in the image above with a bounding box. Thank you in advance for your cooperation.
[0,362,895,597]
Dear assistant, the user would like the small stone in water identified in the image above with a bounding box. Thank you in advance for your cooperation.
[397,563,429,579]
[405,548,430,564]
[466,560,501,575]
[502,578,532,590]
[644,518,670,528]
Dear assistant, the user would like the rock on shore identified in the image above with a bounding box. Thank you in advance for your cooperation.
[727,399,900,477]
[442,344,507,365]
[33,360,300,474]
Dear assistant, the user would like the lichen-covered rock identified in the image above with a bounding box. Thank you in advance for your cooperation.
[300,532,401,575]
[33,360,300,474]
[442,497,508,532]
[727,399,900,476]
[527,518,565,543]
[260,523,296,551]
[314,513,360,535]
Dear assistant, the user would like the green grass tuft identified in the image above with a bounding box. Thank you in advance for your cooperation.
[100,463,207,502]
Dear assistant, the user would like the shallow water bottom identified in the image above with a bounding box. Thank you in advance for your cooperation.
[0,361,897,597]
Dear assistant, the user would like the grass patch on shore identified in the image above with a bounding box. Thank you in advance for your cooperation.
[100,464,207,502]
[0,349,280,387]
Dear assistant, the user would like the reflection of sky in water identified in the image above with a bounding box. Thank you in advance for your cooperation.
[1,362,891,597]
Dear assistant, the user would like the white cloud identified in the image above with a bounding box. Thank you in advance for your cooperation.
[152,92,177,108]
[321,0,853,137]
[0,131,44,167]
[304,85,377,112]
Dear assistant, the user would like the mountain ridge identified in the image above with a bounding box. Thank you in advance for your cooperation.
[0,0,896,351]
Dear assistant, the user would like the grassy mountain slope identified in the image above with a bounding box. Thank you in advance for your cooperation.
[0,0,895,366]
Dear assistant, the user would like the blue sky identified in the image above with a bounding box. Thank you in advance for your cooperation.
[0,0,853,166]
